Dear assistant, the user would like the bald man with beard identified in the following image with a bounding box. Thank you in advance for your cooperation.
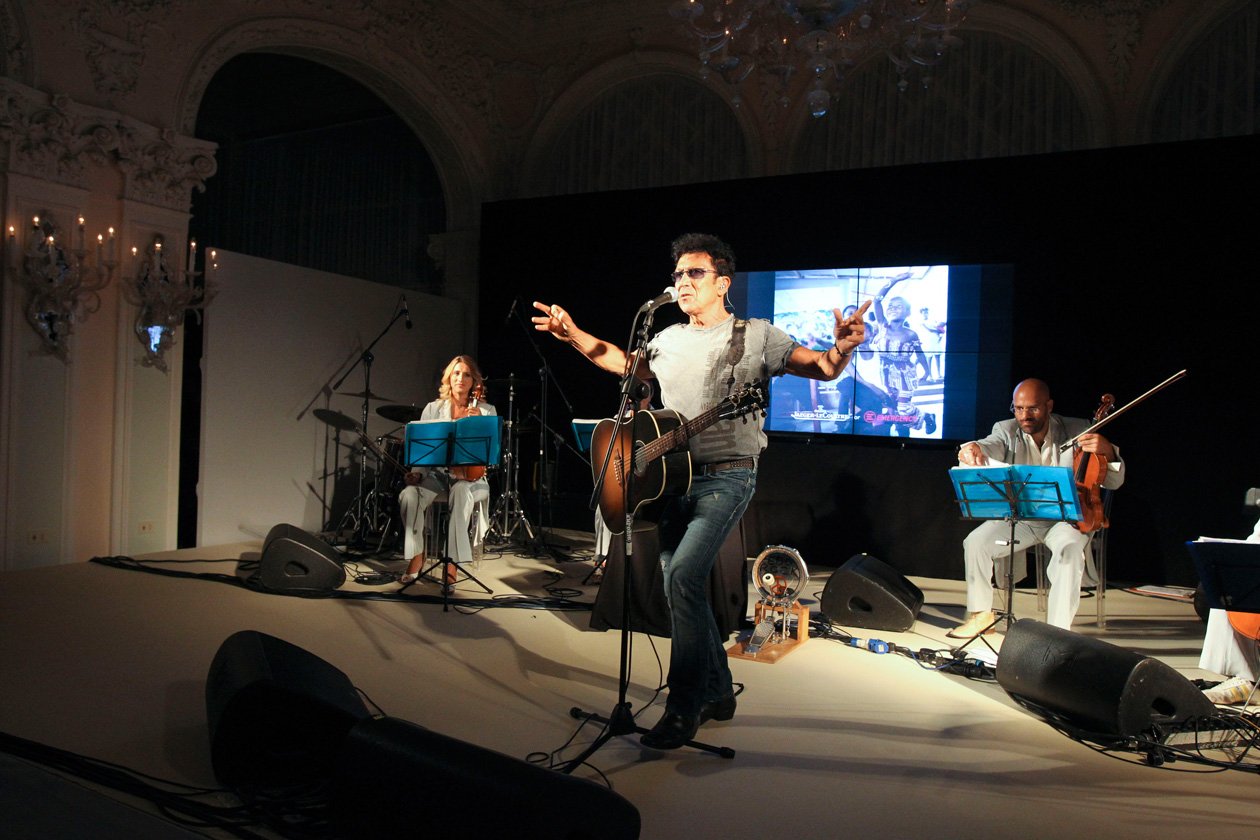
[948,379,1125,637]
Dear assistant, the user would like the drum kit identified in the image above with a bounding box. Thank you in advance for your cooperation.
[316,377,539,555]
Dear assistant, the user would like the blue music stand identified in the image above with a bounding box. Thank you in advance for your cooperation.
[571,419,600,454]
[950,465,1082,645]
[403,415,503,605]
[405,415,502,471]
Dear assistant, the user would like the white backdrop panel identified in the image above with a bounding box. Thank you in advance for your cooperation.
[199,250,462,546]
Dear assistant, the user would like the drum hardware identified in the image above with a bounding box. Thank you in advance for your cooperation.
[336,388,396,401]
[376,404,426,424]
[485,376,536,546]
[327,296,411,552]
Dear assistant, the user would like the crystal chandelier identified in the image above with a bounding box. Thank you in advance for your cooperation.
[669,0,975,117]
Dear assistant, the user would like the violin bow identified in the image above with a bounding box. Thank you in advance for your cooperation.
[1058,369,1187,453]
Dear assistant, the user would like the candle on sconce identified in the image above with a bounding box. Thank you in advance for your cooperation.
[108,227,115,261]
[189,239,197,273]
[97,234,104,264]
[131,245,138,275]
[78,216,85,251]
[155,240,163,271]
[47,235,56,266]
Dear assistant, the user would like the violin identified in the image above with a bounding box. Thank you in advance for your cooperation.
[451,383,487,482]
[1072,394,1115,534]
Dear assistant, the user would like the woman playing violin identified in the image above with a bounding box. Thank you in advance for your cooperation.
[398,355,496,585]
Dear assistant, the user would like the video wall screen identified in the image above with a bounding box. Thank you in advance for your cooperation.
[740,263,1014,442]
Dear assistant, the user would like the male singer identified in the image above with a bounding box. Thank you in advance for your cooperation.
[533,233,869,750]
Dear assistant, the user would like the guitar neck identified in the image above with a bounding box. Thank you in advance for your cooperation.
[636,404,724,470]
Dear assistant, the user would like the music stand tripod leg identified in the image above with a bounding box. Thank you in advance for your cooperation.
[952,521,1021,655]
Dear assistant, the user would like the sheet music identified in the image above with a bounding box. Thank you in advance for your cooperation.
[950,458,1011,469]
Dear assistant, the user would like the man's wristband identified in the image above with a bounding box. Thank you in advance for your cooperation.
[833,344,853,358]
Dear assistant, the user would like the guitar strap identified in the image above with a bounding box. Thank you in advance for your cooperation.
[724,318,747,395]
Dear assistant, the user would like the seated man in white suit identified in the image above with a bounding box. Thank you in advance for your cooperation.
[949,378,1124,637]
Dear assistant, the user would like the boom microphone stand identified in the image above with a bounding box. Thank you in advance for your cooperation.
[331,295,410,549]
[561,291,734,772]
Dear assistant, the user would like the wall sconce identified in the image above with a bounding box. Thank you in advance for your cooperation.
[124,234,217,372]
[7,213,117,362]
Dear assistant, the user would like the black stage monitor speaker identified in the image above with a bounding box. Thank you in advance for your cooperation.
[205,630,370,788]
[329,715,641,840]
[258,523,346,591]
[820,553,924,632]
[996,619,1216,737]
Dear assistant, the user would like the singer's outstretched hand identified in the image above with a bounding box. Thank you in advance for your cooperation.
[531,300,645,377]
[532,301,573,341]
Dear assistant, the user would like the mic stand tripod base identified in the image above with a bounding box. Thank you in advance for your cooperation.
[561,703,735,769]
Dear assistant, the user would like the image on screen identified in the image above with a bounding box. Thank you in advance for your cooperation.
[739,263,1012,442]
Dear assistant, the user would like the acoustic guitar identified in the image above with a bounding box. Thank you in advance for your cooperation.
[591,382,767,534]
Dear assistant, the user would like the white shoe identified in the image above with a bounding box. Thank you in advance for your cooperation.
[1203,676,1256,706]
[946,610,997,639]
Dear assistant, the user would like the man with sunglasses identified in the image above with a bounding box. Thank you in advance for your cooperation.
[948,378,1124,637]
[533,232,869,750]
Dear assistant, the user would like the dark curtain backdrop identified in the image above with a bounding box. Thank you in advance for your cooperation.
[478,134,1259,588]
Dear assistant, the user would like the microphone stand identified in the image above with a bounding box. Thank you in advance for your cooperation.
[506,299,578,561]
[331,299,409,549]
[560,298,733,773]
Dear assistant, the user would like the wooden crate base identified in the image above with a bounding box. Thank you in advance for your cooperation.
[727,601,809,663]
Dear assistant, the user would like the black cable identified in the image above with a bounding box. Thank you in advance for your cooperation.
[0,730,272,839]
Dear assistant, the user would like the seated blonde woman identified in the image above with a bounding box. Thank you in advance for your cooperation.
[398,355,496,584]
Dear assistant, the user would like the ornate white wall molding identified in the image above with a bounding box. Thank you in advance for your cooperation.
[65,0,175,102]
[0,78,216,211]
[1051,0,1172,93]
[0,79,121,187]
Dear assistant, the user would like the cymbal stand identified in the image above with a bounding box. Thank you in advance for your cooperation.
[486,378,535,545]
[330,297,408,549]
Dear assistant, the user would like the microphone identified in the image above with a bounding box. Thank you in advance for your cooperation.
[402,295,412,329]
[505,297,518,325]
[639,285,679,312]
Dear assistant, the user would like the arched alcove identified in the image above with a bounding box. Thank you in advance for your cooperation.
[190,53,446,294]
[522,53,761,197]
[790,16,1104,172]
[1140,0,1260,143]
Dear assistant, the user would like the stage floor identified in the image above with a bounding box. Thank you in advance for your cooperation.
[2,532,1257,839]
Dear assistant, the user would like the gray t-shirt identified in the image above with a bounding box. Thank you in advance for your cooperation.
[644,316,797,464]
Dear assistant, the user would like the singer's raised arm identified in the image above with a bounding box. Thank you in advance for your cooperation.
[531,301,653,379]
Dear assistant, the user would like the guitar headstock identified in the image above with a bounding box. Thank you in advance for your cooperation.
[718,380,768,422]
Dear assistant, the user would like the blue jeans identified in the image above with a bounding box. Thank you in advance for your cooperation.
[657,468,756,718]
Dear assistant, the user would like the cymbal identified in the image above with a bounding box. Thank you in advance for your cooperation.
[312,408,359,432]
[337,388,396,401]
[376,404,426,424]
